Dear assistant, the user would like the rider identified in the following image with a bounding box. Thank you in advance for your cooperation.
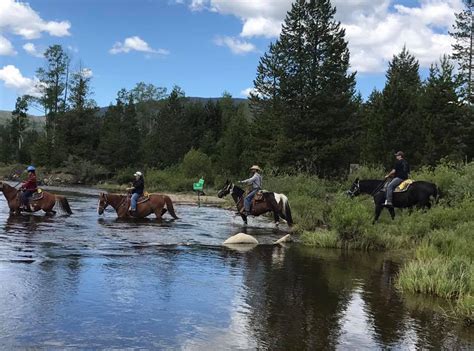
[127,171,144,213]
[384,151,410,207]
[20,165,37,210]
[239,165,262,215]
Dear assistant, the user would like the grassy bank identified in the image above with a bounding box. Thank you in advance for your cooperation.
[298,162,473,323]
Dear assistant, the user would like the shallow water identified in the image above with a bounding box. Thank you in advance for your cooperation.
[0,186,472,349]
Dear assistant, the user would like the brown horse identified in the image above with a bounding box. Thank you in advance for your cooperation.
[217,180,293,226]
[97,192,179,220]
[0,181,73,215]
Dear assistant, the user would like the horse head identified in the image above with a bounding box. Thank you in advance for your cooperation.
[347,178,360,198]
[217,180,233,198]
[97,192,109,215]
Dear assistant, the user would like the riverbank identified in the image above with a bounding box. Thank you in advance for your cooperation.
[297,162,474,324]
[1,161,472,323]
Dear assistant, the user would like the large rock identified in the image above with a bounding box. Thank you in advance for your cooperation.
[223,243,258,252]
[223,233,259,245]
[274,234,292,245]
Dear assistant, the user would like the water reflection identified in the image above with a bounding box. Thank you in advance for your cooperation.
[0,189,472,349]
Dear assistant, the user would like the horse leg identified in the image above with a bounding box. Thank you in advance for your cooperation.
[388,207,395,220]
[273,211,280,226]
[240,214,248,225]
[373,205,382,224]
[154,206,163,221]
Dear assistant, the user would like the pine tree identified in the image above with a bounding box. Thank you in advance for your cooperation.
[250,0,357,175]
[11,96,30,162]
[381,47,422,165]
[451,1,474,104]
[34,44,70,165]
[360,89,385,165]
[54,66,99,161]
[420,56,468,164]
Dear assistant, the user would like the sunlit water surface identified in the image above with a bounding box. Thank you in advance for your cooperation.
[0,186,472,349]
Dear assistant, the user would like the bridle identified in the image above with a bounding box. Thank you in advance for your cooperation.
[98,193,108,213]
[347,180,360,197]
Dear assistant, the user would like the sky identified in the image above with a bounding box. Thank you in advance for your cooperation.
[0,0,465,114]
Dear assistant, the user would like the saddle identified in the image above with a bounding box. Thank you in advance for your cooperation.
[129,192,150,204]
[394,179,414,193]
[19,189,44,203]
[253,191,265,203]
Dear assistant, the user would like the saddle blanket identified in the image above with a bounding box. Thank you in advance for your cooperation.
[31,189,44,201]
[394,179,414,193]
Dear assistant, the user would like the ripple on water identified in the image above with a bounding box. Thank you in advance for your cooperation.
[0,187,471,349]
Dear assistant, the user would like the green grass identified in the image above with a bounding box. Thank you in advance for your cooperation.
[299,162,474,323]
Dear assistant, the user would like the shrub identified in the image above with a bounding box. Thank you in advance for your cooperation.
[329,194,372,241]
[181,149,214,184]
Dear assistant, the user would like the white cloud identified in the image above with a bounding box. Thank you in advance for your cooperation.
[240,87,254,97]
[0,35,16,55]
[81,68,93,78]
[178,0,464,73]
[22,42,43,58]
[0,65,42,97]
[109,36,169,55]
[67,45,79,53]
[214,36,257,55]
[0,0,71,39]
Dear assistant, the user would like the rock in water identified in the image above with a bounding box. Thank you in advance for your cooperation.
[223,243,258,252]
[223,233,259,245]
[274,234,292,244]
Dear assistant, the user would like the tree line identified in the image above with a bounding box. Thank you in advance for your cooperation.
[1,0,472,179]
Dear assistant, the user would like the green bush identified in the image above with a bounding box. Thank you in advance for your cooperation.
[329,194,372,241]
[181,148,214,184]
[62,156,109,183]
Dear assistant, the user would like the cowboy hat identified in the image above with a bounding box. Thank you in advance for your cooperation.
[394,151,404,157]
[134,171,143,177]
[249,165,262,172]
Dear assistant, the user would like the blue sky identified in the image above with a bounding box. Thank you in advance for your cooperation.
[0,0,462,114]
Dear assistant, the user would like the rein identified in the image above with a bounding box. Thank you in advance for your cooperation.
[371,180,388,196]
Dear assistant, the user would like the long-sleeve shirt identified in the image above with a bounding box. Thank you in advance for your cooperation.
[241,173,262,190]
[131,178,144,194]
[22,173,37,191]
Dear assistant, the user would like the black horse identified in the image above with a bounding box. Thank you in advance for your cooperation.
[347,178,439,223]
[217,180,293,226]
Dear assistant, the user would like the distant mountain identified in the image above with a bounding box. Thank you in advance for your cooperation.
[0,111,46,130]
[0,96,251,128]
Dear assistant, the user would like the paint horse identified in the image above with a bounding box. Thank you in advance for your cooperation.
[97,192,179,220]
[0,181,73,215]
[217,180,293,226]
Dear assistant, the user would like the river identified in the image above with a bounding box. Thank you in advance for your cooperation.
[0,186,472,349]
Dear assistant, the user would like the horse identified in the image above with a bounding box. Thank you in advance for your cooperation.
[347,178,439,223]
[0,181,73,215]
[97,192,179,220]
[217,180,293,227]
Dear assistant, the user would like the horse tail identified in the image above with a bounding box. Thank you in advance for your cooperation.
[279,194,293,226]
[55,195,73,215]
[164,195,179,219]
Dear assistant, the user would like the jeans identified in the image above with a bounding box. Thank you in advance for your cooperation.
[386,177,404,203]
[21,190,33,207]
[244,189,259,212]
[131,193,140,211]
